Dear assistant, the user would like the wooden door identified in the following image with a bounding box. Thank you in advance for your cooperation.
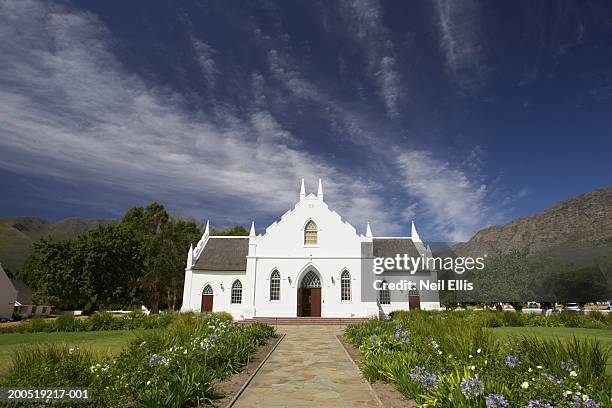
[310,288,321,317]
[302,288,312,316]
[408,294,420,310]
[201,294,213,312]
[297,288,303,316]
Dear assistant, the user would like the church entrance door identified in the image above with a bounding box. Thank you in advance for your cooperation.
[297,270,321,317]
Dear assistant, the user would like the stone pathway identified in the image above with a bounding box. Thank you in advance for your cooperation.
[233,325,381,408]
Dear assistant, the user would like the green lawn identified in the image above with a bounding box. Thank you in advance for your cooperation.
[0,329,149,375]
[489,326,612,372]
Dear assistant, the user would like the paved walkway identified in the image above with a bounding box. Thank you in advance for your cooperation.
[234,325,381,408]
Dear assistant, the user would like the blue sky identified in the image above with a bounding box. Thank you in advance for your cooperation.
[0,0,611,241]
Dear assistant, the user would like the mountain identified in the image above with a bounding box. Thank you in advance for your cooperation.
[0,217,114,273]
[453,188,612,256]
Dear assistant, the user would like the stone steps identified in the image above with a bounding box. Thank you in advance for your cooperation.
[239,317,367,325]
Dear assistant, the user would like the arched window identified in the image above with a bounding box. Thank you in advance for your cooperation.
[378,280,391,305]
[203,284,213,295]
[270,270,280,301]
[341,271,351,301]
[300,270,321,288]
[304,220,318,245]
[231,280,242,304]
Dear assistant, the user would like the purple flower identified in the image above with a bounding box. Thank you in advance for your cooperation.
[148,354,167,367]
[392,332,400,341]
[395,323,402,331]
[409,367,439,390]
[370,335,379,342]
[526,400,552,408]
[209,333,219,342]
[542,372,563,385]
[573,396,600,408]
[561,360,577,371]
[460,378,484,399]
[486,393,509,408]
[504,355,519,368]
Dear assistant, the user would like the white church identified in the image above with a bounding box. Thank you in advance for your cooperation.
[181,180,440,319]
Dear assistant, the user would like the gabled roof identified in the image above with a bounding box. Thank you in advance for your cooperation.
[372,238,427,272]
[192,237,248,271]
[372,238,421,258]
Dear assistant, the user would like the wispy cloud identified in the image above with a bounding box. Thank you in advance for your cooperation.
[395,149,492,242]
[434,0,487,93]
[336,0,403,117]
[0,0,398,235]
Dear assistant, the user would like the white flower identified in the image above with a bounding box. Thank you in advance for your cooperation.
[69,347,75,354]
[139,341,147,347]
[521,381,529,389]
[477,348,481,354]
[563,391,572,396]
[484,360,488,365]
[536,365,543,369]
[469,355,473,359]
[528,368,533,372]
[569,371,578,377]
[438,350,443,355]
[470,365,476,370]
[582,395,589,402]
[146,380,151,386]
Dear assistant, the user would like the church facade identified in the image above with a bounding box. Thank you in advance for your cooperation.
[180,180,440,319]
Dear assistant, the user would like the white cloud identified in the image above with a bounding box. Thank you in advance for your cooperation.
[434,0,488,93]
[396,150,492,241]
[337,0,403,117]
[0,0,399,235]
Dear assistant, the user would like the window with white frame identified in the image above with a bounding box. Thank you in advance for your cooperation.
[231,280,242,304]
[341,270,351,301]
[378,280,391,305]
[270,270,280,301]
[304,220,318,245]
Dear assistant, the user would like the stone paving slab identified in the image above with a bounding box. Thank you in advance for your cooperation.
[233,325,381,408]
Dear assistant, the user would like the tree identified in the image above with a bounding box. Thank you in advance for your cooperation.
[121,203,201,313]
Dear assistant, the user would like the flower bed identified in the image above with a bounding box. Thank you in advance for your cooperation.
[1,313,276,407]
[345,311,611,408]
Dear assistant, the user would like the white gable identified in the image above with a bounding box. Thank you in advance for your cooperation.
[253,189,362,257]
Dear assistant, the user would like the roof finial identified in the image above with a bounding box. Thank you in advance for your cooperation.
[317,178,323,200]
[204,220,210,237]
[366,221,373,237]
[411,220,421,242]
[187,244,194,267]
[249,221,256,237]
[300,178,306,201]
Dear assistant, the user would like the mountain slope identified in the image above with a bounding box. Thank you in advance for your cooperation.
[453,188,612,255]
[0,217,113,272]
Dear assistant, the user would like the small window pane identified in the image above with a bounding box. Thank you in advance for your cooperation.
[378,280,390,305]
[341,271,351,301]
[231,280,242,304]
[203,284,213,295]
[270,271,281,301]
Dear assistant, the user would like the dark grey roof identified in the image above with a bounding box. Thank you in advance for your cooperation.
[373,238,421,258]
[372,238,427,273]
[11,279,33,304]
[193,237,248,271]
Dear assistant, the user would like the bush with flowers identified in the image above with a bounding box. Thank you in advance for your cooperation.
[345,311,611,408]
[0,312,275,407]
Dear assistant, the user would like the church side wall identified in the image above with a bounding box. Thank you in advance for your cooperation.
[184,270,253,320]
